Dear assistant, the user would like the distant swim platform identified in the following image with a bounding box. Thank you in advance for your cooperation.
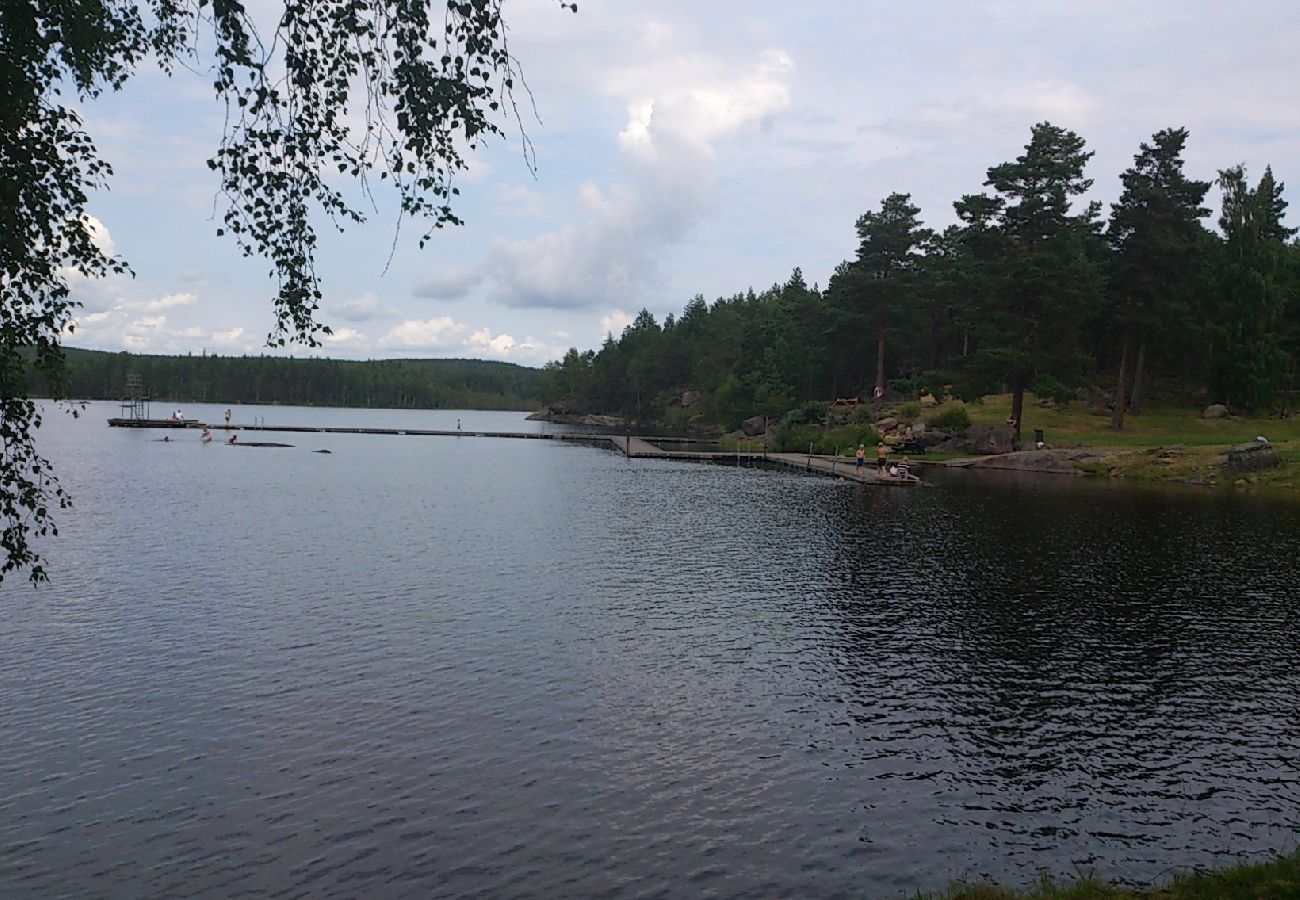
[107,418,920,485]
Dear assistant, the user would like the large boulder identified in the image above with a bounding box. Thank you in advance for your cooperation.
[526,403,571,421]
[875,416,898,431]
[965,424,1017,455]
[1076,386,1112,415]
[969,448,1097,475]
[681,390,699,409]
[741,415,768,437]
[582,414,626,429]
[1223,440,1281,473]
[1203,403,1231,419]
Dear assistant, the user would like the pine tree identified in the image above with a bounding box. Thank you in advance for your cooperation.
[1105,128,1211,427]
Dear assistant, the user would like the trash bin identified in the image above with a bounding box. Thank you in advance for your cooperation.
[1033,428,1045,448]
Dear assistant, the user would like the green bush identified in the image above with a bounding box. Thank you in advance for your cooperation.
[888,375,922,396]
[897,401,922,421]
[1031,374,1075,405]
[781,400,828,428]
[772,422,879,455]
[927,401,972,433]
[772,423,817,452]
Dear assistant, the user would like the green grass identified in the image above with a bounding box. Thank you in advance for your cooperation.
[917,849,1300,898]
[942,394,1300,491]
[967,393,1300,450]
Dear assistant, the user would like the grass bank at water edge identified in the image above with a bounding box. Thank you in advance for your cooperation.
[915,848,1300,899]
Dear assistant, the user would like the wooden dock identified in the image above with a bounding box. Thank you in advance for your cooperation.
[108,418,921,485]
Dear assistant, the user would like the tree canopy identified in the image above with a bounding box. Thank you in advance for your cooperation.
[538,124,1298,442]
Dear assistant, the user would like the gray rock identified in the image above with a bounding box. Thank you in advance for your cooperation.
[875,416,898,431]
[1203,403,1230,419]
[681,390,699,409]
[968,449,1093,474]
[911,420,926,435]
[582,414,626,429]
[1223,441,1281,473]
[965,424,1017,455]
[742,415,767,437]
[1077,386,1112,415]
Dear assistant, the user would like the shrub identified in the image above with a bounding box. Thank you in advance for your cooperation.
[884,377,910,396]
[772,423,817,452]
[927,401,972,433]
[897,401,922,421]
[772,422,879,455]
[1031,374,1075,405]
[781,400,828,428]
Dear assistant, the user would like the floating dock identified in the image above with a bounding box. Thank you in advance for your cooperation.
[108,419,920,485]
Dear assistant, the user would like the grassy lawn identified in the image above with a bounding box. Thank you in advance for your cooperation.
[933,394,1300,491]
[918,849,1300,899]
[716,395,1300,492]
[966,393,1300,450]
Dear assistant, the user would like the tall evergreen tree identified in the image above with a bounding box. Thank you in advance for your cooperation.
[1105,128,1211,427]
[849,193,932,399]
[1211,166,1297,411]
[956,123,1102,434]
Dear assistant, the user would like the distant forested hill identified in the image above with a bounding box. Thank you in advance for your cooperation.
[42,348,543,410]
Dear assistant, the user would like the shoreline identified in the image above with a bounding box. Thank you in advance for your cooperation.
[915,848,1300,898]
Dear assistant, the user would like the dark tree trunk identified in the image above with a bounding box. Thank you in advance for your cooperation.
[1130,340,1148,413]
[1010,381,1024,442]
[875,329,886,398]
[929,299,943,369]
[1111,329,1134,429]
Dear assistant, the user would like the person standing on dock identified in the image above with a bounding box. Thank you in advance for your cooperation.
[456,418,462,432]
[224,409,231,425]
[876,441,888,474]
[855,444,866,472]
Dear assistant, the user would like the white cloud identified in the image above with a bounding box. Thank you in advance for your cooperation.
[334,291,394,322]
[380,316,469,351]
[142,292,198,312]
[210,327,249,349]
[413,267,485,301]
[378,315,561,364]
[600,309,634,336]
[324,327,371,350]
[428,45,794,311]
[83,214,117,257]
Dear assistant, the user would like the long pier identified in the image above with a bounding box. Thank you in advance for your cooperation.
[108,418,920,485]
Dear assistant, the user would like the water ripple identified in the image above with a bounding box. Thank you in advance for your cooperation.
[2,406,1299,897]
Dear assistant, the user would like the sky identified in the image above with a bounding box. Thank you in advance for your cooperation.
[66,0,1300,368]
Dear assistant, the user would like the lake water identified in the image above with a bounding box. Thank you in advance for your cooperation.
[3,402,1299,898]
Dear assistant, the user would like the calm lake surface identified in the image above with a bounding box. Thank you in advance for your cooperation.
[3,402,1299,898]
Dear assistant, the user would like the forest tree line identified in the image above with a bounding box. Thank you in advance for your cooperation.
[39,348,544,411]
[539,123,1300,432]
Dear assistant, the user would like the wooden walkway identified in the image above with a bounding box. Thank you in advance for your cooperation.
[108,418,921,485]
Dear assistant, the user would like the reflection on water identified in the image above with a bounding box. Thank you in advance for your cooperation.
[1,403,1298,897]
